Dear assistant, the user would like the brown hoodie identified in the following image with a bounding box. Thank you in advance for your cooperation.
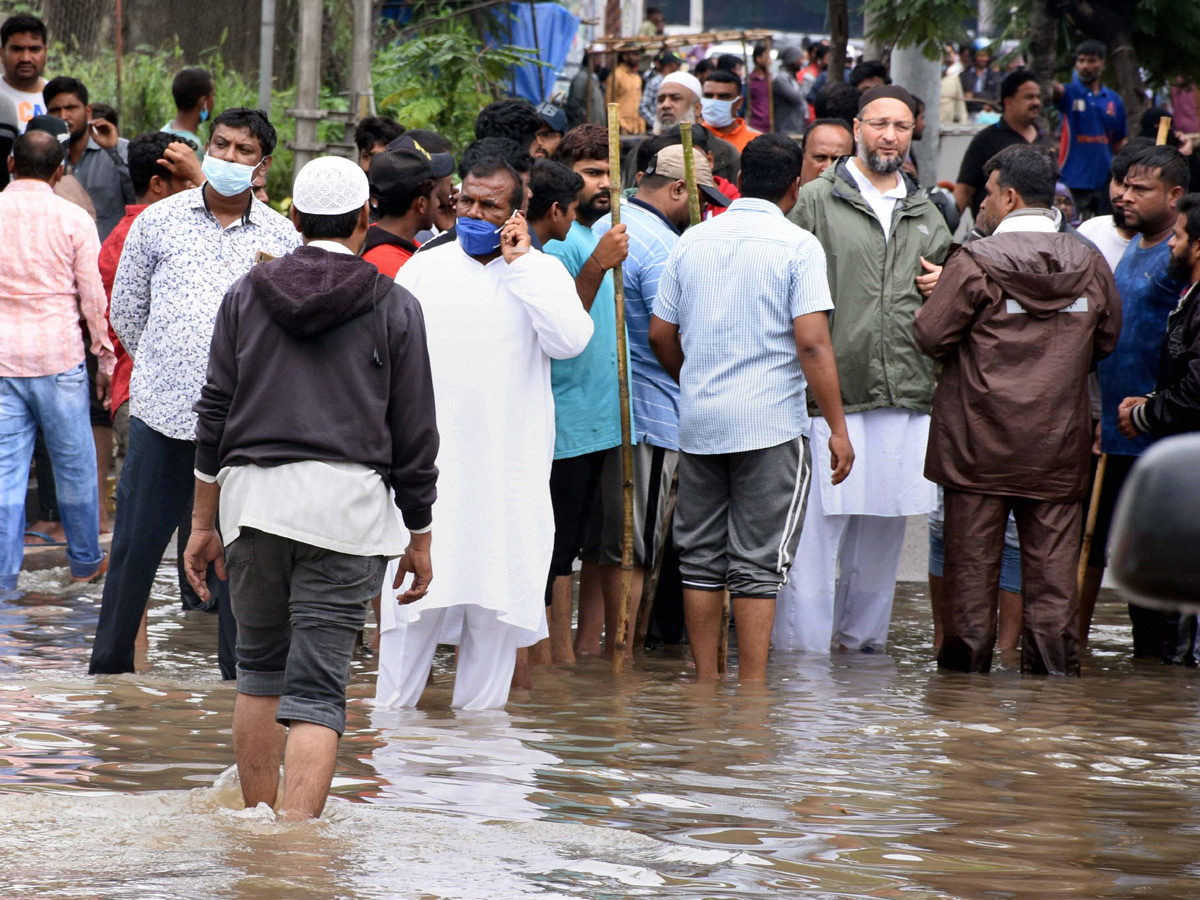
[914,224,1122,501]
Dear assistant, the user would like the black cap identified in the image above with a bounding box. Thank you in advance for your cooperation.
[377,133,455,182]
[535,101,567,135]
[25,114,70,141]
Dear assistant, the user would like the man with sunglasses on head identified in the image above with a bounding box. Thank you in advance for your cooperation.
[777,84,952,657]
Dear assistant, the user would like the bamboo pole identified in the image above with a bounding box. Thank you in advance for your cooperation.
[765,35,775,134]
[609,103,636,674]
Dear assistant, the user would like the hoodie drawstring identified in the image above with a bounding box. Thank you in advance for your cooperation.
[371,273,383,368]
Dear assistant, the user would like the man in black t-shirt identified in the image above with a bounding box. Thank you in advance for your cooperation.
[954,70,1050,218]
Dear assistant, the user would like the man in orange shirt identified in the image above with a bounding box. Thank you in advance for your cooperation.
[363,134,455,278]
[607,51,645,136]
[701,70,761,152]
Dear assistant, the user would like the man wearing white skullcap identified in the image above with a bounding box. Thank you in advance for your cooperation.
[651,71,742,185]
[185,153,440,820]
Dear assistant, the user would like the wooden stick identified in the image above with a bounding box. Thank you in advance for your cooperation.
[1077,453,1107,594]
[680,123,702,226]
[609,103,636,674]
[766,35,775,134]
[1157,115,1173,147]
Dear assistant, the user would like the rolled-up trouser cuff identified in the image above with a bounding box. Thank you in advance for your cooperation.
[236,665,287,697]
[276,695,347,736]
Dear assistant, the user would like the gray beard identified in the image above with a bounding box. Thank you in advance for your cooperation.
[864,150,904,175]
[653,108,696,135]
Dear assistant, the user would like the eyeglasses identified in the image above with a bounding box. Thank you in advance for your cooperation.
[860,118,915,133]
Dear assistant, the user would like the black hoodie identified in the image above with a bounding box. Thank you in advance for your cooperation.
[194,244,439,530]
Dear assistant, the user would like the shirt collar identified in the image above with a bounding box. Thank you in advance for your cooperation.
[307,239,355,254]
[362,223,419,255]
[846,158,906,200]
[627,196,681,235]
[196,183,258,228]
[726,197,784,217]
[993,207,1059,235]
[3,178,54,195]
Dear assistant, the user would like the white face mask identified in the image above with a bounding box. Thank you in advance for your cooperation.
[701,97,736,128]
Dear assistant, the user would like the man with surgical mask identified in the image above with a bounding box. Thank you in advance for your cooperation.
[649,71,740,186]
[91,107,301,681]
[700,70,761,153]
[375,155,593,711]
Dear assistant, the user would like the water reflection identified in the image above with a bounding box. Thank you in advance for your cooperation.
[1,561,1199,898]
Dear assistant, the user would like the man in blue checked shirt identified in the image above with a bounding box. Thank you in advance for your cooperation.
[649,134,853,682]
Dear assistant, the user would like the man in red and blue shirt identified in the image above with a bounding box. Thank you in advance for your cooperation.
[1054,40,1127,220]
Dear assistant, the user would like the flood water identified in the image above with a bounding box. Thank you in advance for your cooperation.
[2,561,1199,899]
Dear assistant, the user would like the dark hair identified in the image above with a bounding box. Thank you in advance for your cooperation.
[740,133,803,202]
[403,129,453,155]
[464,157,525,211]
[912,95,926,113]
[658,122,710,150]
[90,103,118,127]
[128,131,182,196]
[1,14,47,46]
[752,44,768,62]
[715,54,743,73]
[528,159,584,220]
[636,134,673,174]
[1127,145,1191,192]
[1176,193,1200,246]
[1111,137,1155,182]
[211,107,277,157]
[800,117,854,156]
[556,124,609,167]
[171,67,214,111]
[983,144,1056,208]
[355,116,404,153]
[461,137,531,178]
[693,58,716,79]
[375,175,437,218]
[646,6,661,15]
[12,130,63,179]
[849,60,890,89]
[1139,107,1184,149]
[813,82,860,122]
[475,99,542,149]
[43,76,88,108]
[813,44,829,62]
[296,208,362,240]
[703,68,742,95]
[1000,69,1039,102]
[1075,39,1107,60]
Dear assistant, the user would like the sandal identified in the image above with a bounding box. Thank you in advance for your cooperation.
[24,530,68,548]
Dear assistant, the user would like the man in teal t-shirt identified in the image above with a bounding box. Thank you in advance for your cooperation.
[527,150,628,664]
[161,67,213,161]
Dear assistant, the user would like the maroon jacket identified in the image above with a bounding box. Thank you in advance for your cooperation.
[914,223,1122,502]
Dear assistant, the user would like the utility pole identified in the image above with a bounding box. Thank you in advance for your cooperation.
[292,0,324,173]
[349,0,376,125]
[889,46,941,187]
[258,0,276,112]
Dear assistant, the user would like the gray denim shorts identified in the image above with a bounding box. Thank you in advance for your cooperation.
[225,528,385,736]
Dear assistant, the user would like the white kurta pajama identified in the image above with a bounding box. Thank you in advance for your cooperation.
[375,239,593,710]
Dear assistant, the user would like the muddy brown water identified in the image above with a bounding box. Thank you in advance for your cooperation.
[1,562,1198,899]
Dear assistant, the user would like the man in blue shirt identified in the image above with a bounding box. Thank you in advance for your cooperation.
[650,134,852,682]
[527,131,628,664]
[1054,40,1127,220]
[1096,145,1188,658]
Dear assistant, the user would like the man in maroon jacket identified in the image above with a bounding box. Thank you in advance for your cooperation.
[915,145,1122,676]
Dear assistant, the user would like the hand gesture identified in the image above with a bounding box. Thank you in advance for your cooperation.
[158,141,205,188]
[591,223,629,270]
[828,431,854,485]
[501,210,532,264]
[1117,396,1147,438]
[393,535,433,603]
[183,527,227,603]
[89,118,119,150]
[916,256,942,299]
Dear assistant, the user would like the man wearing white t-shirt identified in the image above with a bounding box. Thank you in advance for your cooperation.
[0,14,49,133]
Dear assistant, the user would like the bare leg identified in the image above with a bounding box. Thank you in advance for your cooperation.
[997,589,1023,651]
[134,606,149,649]
[232,693,286,810]
[574,562,604,656]
[929,573,944,654]
[1078,566,1104,650]
[511,646,532,689]
[602,563,644,659]
[369,592,381,652]
[279,722,339,821]
[731,596,775,682]
[683,588,724,678]
[548,575,576,663]
[529,638,552,665]
[93,425,114,533]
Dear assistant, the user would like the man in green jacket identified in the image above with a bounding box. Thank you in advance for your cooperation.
[773,84,952,655]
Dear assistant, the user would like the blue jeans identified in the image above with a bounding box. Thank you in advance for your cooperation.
[0,363,103,589]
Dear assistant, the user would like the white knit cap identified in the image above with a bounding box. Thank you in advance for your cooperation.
[660,71,703,101]
[292,155,370,215]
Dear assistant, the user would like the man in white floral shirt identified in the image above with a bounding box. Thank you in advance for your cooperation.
[90,107,301,679]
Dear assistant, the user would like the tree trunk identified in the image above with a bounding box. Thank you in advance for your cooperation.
[1065,0,1145,135]
[861,7,884,61]
[1026,0,1060,128]
[828,0,848,83]
[605,0,622,37]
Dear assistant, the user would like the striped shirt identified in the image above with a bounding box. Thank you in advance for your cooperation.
[593,199,681,450]
[655,197,833,455]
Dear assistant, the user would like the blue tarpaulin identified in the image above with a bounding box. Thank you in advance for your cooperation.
[492,2,580,103]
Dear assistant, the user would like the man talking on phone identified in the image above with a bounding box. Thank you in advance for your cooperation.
[374,154,594,710]
[44,76,133,241]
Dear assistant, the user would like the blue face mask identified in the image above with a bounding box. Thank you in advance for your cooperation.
[202,153,259,197]
[457,216,502,256]
[199,104,209,124]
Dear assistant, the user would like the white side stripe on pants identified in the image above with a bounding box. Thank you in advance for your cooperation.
[776,441,810,574]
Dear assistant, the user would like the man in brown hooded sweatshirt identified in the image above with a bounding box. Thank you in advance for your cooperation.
[915,145,1122,676]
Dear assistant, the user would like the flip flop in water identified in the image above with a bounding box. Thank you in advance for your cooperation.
[24,530,68,549]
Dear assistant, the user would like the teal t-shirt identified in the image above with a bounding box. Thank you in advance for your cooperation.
[543,221,624,459]
[161,122,205,160]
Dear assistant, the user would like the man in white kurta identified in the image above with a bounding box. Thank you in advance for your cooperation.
[778,87,952,654]
[375,159,593,710]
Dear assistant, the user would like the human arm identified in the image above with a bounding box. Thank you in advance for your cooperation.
[773,72,803,106]
[504,249,595,359]
[193,286,241,481]
[648,315,684,382]
[91,120,136,205]
[72,216,117,389]
[183,478,225,602]
[573,225,628,312]
[952,183,975,214]
[109,214,155,357]
[913,248,979,359]
[795,312,853,485]
[159,141,205,187]
[1127,320,1200,437]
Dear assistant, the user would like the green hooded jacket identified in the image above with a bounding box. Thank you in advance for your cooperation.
[788,160,952,415]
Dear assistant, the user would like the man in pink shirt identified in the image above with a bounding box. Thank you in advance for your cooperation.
[0,130,114,592]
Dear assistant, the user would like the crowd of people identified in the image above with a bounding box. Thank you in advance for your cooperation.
[3,9,1200,819]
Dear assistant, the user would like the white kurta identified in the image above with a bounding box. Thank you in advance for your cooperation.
[377,241,593,661]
